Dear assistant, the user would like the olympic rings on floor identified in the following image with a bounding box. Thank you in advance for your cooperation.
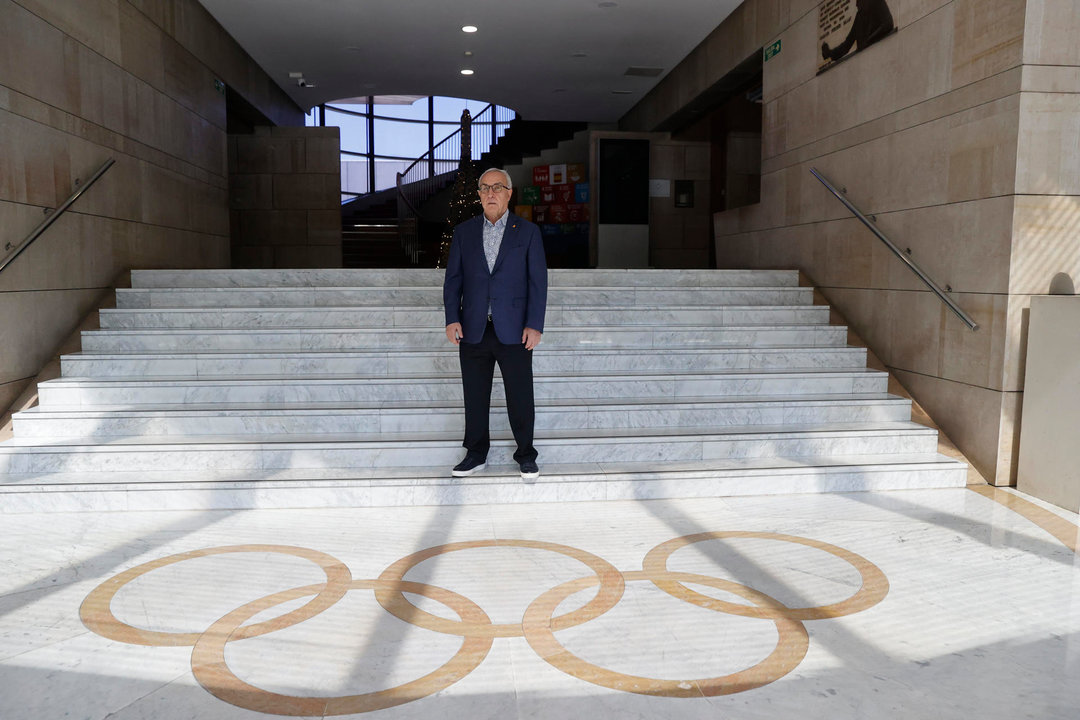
[375,539,625,638]
[522,570,809,697]
[79,544,352,647]
[190,579,493,716]
[81,531,889,714]
[642,531,890,621]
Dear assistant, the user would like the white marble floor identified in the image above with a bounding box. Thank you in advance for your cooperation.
[2,485,1078,719]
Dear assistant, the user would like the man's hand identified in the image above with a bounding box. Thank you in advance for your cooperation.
[523,327,542,351]
[446,323,463,345]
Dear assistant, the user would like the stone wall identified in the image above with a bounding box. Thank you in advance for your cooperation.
[229,126,342,268]
[0,0,304,415]
[621,0,1080,484]
[587,131,712,268]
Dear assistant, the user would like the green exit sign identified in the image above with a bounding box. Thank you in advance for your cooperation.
[764,39,782,61]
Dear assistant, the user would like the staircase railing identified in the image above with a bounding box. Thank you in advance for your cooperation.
[1,158,115,275]
[396,104,515,263]
[810,167,978,331]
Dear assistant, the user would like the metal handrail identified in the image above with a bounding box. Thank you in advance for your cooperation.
[1,158,116,275]
[810,167,979,331]
[393,103,515,264]
[397,103,496,184]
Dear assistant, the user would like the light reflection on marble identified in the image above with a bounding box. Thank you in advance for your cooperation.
[58,347,871,379]
[12,396,911,439]
[79,325,850,353]
[34,370,887,408]
[120,287,819,309]
[0,488,1077,719]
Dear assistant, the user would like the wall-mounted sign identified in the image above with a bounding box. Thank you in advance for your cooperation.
[764,39,782,62]
[818,0,896,75]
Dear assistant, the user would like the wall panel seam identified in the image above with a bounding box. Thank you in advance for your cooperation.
[891,367,1021,394]
[12,0,229,134]
[0,204,230,242]
[0,89,227,186]
[119,0,302,123]
[716,194,1018,235]
[763,71,1023,171]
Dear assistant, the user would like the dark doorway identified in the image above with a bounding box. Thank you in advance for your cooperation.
[598,139,650,225]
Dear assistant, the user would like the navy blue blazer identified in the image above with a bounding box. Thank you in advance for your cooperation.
[443,213,548,345]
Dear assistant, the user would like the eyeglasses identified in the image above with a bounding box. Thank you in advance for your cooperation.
[477,183,509,195]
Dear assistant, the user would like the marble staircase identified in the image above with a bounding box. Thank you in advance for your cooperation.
[0,268,966,511]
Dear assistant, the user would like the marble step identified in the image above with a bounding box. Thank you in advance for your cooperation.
[35,370,887,406]
[130,268,801,289]
[80,325,849,352]
[115,286,815,309]
[60,346,869,377]
[0,423,941,474]
[0,453,968,513]
[98,305,831,330]
[12,395,913,437]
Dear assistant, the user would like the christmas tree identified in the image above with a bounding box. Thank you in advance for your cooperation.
[439,109,480,268]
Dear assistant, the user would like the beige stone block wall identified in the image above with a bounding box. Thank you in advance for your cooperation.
[229,127,342,269]
[649,139,712,268]
[0,0,303,415]
[621,0,1075,484]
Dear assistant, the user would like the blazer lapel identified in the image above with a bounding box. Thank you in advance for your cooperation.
[490,216,519,275]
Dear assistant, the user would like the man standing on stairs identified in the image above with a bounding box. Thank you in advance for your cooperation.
[443,167,548,480]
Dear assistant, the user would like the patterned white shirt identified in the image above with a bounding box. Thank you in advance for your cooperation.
[483,210,508,317]
[482,210,508,273]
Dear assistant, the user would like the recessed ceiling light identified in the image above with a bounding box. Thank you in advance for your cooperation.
[464,51,473,57]
[462,25,478,33]
[460,69,474,76]
[288,72,303,79]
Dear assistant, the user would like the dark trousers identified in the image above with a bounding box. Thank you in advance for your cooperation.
[458,320,537,463]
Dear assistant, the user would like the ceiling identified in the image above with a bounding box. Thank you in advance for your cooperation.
[197,0,744,122]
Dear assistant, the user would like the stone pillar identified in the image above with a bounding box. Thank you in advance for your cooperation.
[229,126,342,268]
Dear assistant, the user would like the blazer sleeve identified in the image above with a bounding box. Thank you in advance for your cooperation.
[443,225,464,326]
[524,222,548,333]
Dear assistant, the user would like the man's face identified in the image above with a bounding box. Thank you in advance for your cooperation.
[478,171,512,220]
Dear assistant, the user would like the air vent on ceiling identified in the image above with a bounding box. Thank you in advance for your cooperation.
[624,66,664,77]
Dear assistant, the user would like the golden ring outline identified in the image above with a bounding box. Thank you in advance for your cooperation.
[79,544,352,646]
[375,538,626,638]
[642,531,890,620]
[522,569,810,697]
[80,532,889,712]
[190,578,493,717]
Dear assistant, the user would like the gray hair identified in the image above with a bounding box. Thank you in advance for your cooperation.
[478,168,512,190]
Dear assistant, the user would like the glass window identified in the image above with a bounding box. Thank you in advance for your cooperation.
[433,96,491,123]
[373,158,412,192]
[324,108,368,153]
[340,155,369,196]
[371,96,428,121]
[332,101,369,115]
[373,118,428,159]
[432,122,459,148]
